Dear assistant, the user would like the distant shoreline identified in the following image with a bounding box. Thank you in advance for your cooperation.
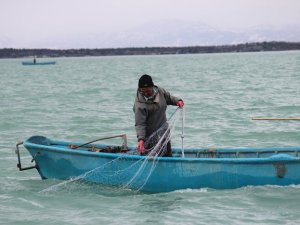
[1,41,300,59]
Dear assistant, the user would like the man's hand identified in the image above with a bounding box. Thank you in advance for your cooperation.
[137,139,145,154]
[177,100,184,108]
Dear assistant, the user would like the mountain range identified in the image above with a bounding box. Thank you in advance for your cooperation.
[1,21,300,49]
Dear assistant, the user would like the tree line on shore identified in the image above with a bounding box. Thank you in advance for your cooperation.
[1,41,300,58]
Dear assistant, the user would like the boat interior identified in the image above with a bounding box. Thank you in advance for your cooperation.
[25,135,300,159]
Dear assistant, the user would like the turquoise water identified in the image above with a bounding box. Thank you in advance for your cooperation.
[1,51,300,224]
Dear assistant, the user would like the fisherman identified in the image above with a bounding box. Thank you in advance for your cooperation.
[33,56,36,64]
[133,74,184,157]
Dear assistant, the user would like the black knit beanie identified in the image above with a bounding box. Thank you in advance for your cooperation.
[138,74,154,88]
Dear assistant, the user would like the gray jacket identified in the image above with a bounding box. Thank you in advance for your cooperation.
[133,86,181,141]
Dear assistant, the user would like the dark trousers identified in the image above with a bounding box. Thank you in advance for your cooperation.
[144,124,172,157]
[163,141,172,157]
[144,140,172,157]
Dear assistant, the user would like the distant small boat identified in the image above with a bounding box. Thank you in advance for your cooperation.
[15,135,300,192]
[22,61,56,65]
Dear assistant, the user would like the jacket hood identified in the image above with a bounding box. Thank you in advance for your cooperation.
[136,86,159,103]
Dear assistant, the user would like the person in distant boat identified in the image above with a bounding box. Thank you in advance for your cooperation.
[33,56,36,64]
[133,74,184,157]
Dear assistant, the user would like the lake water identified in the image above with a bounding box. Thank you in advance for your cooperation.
[1,51,300,224]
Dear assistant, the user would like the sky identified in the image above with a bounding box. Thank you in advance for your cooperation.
[1,0,300,48]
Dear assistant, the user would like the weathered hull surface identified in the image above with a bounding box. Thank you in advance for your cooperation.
[18,136,300,192]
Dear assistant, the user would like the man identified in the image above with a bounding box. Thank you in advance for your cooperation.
[133,74,184,156]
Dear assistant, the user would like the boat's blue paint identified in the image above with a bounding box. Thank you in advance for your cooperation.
[22,61,56,65]
[21,135,300,192]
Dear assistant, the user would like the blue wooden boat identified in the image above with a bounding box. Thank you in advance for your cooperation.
[16,135,300,192]
[22,61,56,65]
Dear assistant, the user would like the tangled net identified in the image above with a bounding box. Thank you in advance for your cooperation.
[41,108,184,193]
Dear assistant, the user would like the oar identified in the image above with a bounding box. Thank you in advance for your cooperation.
[181,108,185,158]
[252,118,300,121]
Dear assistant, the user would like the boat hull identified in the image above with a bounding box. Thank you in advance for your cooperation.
[20,136,300,192]
[22,61,56,65]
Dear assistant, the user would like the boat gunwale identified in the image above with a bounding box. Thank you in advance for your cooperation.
[23,139,300,164]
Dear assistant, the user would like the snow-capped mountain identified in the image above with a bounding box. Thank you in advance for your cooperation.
[1,21,300,49]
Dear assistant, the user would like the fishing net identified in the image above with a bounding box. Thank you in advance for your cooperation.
[144,122,171,156]
[41,108,184,193]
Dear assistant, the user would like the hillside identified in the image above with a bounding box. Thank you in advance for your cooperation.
[1,41,300,58]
